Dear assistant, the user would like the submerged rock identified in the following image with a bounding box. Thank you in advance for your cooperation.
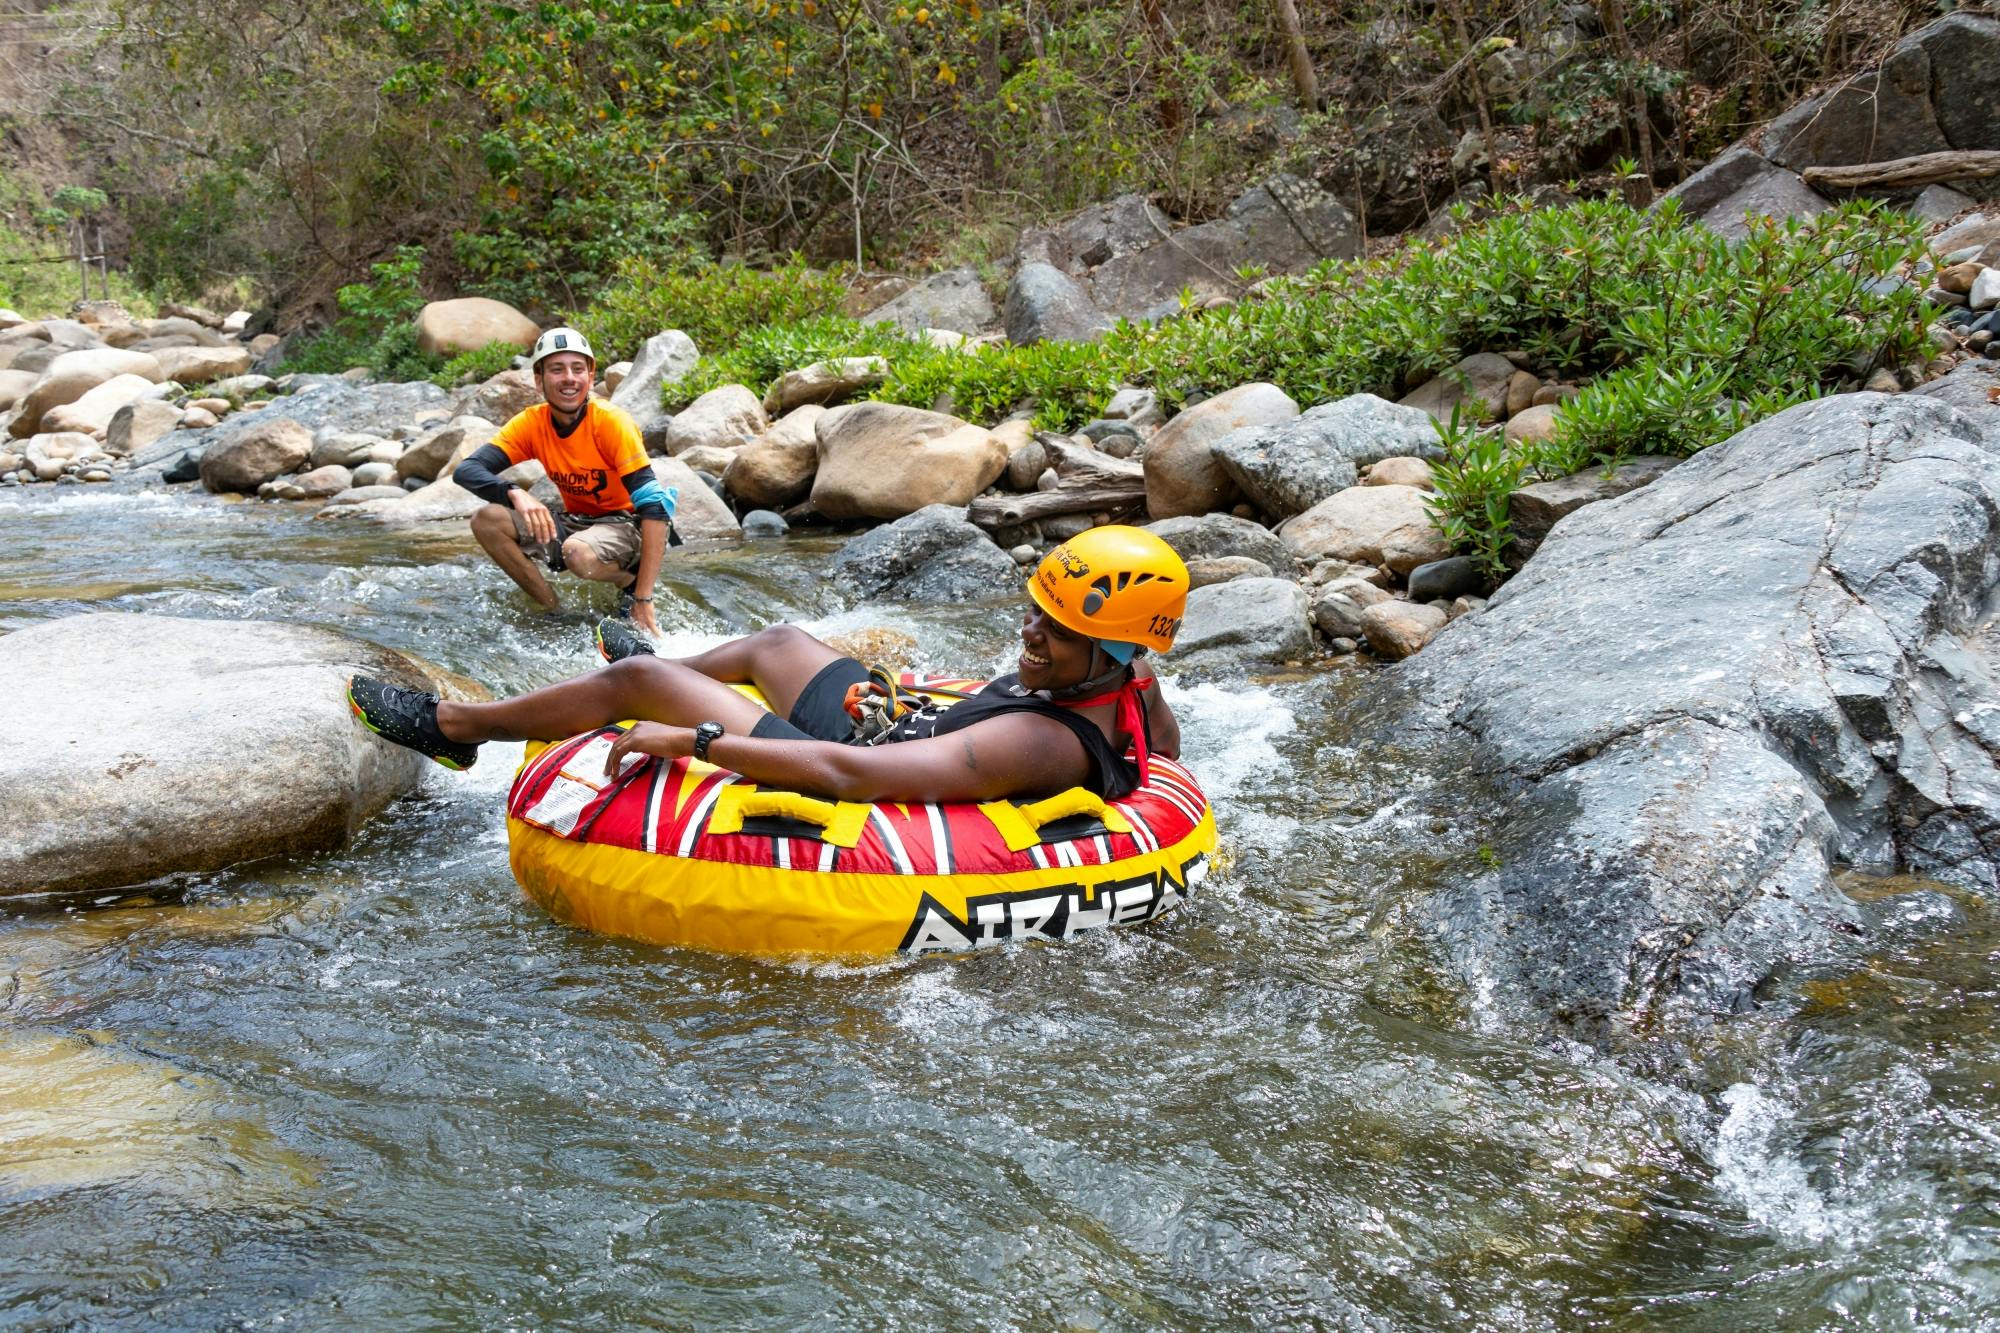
[1398,386,2000,1046]
[0,613,482,898]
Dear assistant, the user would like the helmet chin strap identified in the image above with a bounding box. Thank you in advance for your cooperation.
[1047,643,1131,700]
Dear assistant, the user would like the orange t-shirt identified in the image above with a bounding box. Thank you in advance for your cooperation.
[492,402,650,517]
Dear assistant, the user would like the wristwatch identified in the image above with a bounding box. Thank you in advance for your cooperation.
[692,721,725,762]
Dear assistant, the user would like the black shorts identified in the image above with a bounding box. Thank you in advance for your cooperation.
[748,657,870,743]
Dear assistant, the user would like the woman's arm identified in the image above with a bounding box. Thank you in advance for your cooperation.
[1133,660,1180,759]
[605,712,1093,804]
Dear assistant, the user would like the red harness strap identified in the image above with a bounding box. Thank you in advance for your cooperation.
[1050,676,1154,786]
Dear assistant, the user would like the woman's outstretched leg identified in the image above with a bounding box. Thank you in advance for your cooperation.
[666,624,848,721]
[435,657,777,743]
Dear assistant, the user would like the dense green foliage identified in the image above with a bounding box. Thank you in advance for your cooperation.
[669,198,1926,564]
[574,257,848,362]
[278,246,442,381]
[73,0,1931,312]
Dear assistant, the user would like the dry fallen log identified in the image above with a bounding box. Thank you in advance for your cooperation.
[1801,151,2000,192]
[968,434,1146,528]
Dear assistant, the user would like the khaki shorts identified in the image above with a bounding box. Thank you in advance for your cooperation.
[512,510,642,572]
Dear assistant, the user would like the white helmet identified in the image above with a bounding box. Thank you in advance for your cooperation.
[530,326,595,372]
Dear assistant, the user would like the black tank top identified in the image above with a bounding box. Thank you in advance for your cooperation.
[871,674,1145,799]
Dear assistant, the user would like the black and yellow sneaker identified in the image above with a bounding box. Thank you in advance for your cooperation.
[347,676,480,770]
[595,618,657,665]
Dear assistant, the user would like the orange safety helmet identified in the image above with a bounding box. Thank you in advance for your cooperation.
[1028,525,1189,656]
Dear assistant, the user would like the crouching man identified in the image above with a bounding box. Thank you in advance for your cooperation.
[453,326,677,634]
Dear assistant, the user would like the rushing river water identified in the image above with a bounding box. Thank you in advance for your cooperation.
[2,485,1998,1329]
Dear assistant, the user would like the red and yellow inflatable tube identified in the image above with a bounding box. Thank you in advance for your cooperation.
[505,675,1216,956]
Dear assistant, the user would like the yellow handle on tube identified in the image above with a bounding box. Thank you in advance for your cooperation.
[706,785,872,848]
[978,790,1133,852]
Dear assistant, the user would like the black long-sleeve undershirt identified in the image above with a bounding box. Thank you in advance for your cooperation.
[453,444,672,520]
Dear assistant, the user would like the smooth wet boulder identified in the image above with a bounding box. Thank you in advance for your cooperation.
[11,348,163,437]
[1171,577,1313,677]
[1145,512,1293,573]
[652,455,742,542]
[828,504,1018,601]
[608,329,698,448]
[150,344,251,385]
[660,383,767,456]
[1397,386,2000,1047]
[722,405,824,509]
[1212,393,1444,521]
[414,297,539,359]
[1144,382,1299,519]
[1280,483,1453,574]
[761,357,887,415]
[860,267,998,335]
[811,402,1009,521]
[0,614,482,898]
[200,416,313,492]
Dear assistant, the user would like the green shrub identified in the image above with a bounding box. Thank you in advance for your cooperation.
[432,339,522,388]
[278,245,443,382]
[640,197,1926,561]
[570,256,848,365]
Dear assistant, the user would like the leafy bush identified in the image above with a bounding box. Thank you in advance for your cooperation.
[662,198,1927,560]
[570,257,848,365]
[278,245,442,382]
[432,339,522,388]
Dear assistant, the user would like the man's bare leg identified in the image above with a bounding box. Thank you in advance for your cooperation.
[471,503,560,611]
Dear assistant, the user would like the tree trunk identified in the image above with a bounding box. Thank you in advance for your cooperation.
[1599,0,1655,197]
[1802,151,2000,191]
[1273,0,1319,112]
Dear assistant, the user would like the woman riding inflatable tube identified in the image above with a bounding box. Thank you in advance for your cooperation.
[348,525,1191,807]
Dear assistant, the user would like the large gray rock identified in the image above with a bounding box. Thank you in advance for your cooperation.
[1145,382,1299,519]
[200,417,313,492]
[1016,193,1170,273]
[1279,483,1454,575]
[828,504,1018,601]
[660,383,767,456]
[608,329,699,448]
[128,380,451,476]
[1506,455,1679,559]
[1145,513,1293,574]
[812,402,1009,521]
[0,614,478,898]
[1397,389,2000,1046]
[1089,176,1361,323]
[861,267,998,335]
[1759,15,1999,197]
[1170,577,1313,677]
[653,455,742,542]
[1213,394,1444,520]
[1656,147,1830,241]
[1004,263,1115,346]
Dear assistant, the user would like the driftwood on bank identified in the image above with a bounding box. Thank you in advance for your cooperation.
[1801,150,2000,192]
[967,434,1146,529]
